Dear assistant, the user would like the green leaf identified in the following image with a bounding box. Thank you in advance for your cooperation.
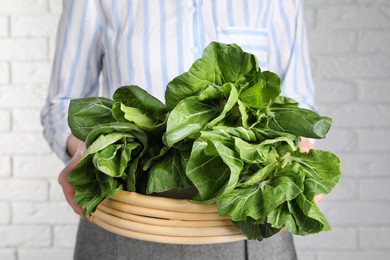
[237,100,250,128]
[210,126,258,142]
[233,221,281,241]
[268,107,332,139]
[267,202,298,234]
[113,85,168,119]
[239,79,265,109]
[261,71,282,103]
[68,123,149,215]
[262,170,305,214]
[85,122,147,148]
[163,97,217,147]
[239,71,281,109]
[216,186,265,222]
[120,142,140,174]
[270,96,299,108]
[290,194,330,235]
[68,97,115,140]
[198,85,223,101]
[208,83,239,127]
[69,157,114,215]
[211,140,244,196]
[186,139,230,200]
[146,150,193,194]
[294,149,341,197]
[234,138,261,163]
[112,102,163,131]
[240,163,277,187]
[165,42,258,109]
[92,144,122,177]
[126,159,139,192]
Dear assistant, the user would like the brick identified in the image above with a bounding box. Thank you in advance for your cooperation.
[11,61,51,85]
[0,61,10,84]
[0,109,11,131]
[0,179,48,201]
[0,225,51,247]
[306,0,356,6]
[0,0,48,14]
[13,202,80,224]
[48,35,57,60]
[355,0,390,3]
[340,152,390,177]
[0,86,46,108]
[0,156,11,177]
[359,227,390,249]
[0,203,10,223]
[295,227,358,249]
[0,249,15,260]
[295,251,316,260]
[50,179,67,202]
[357,128,390,152]
[316,54,390,79]
[320,201,390,225]
[319,103,390,127]
[318,251,390,260]
[304,8,316,31]
[11,15,59,37]
[14,154,63,179]
[359,178,390,200]
[307,0,390,6]
[0,133,51,155]
[315,80,357,103]
[358,31,390,53]
[0,15,9,37]
[0,38,47,61]
[54,225,78,248]
[357,79,390,102]
[325,176,358,201]
[18,248,74,260]
[308,31,357,54]
[315,128,358,152]
[50,0,63,13]
[12,108,43,132]
[317,6,390,29]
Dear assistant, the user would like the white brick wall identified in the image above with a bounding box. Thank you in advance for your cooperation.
[293,1,390,259]
[0,0,389,259]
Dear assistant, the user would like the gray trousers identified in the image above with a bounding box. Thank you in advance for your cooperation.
[74,219,297,260]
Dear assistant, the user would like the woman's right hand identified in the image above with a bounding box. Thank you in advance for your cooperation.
[58,135,86,218]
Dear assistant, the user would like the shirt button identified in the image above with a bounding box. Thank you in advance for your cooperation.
[188,6,196,13]
[191,46,198,54]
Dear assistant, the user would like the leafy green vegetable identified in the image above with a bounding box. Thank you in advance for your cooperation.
[146,149,193,194]
[67,41,340,241]
[68,123,149,215]
[68,97,115,140]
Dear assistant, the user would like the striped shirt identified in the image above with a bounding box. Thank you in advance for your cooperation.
[41,0,315,162]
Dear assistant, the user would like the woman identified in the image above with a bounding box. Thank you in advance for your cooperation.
[41,1,316,259]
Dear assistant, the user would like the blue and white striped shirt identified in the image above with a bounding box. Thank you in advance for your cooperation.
[41,0,315,162]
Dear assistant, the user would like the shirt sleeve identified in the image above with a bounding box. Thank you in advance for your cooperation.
[40,0,103,163]
[267,0,315,110]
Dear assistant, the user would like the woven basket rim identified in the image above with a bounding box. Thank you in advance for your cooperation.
[89,190,246,244]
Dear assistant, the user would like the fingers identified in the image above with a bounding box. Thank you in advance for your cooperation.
[314,194,323,204]
[60,174,85,217]
[298,138,315,153]
[58,149,86,218]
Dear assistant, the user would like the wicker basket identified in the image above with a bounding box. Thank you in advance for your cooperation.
[88,190,246,244]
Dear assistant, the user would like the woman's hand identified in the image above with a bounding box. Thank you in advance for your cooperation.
[298,137,315,153]
[58,135,86,218]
